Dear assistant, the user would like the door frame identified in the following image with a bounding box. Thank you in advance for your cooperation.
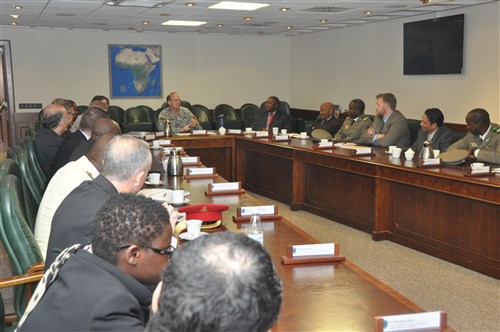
[0,40,17,147]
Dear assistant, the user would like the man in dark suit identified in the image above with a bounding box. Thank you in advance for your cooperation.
[252,96,292,133]
[411,108,454,155]
[308,102,343,136]
[359,93,411,149]
[49,106,108,179]
[34,104,68,177]
[17,193,173,332]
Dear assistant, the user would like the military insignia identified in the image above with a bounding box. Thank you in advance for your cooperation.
[200,206,208,213]
[492,126,500,133]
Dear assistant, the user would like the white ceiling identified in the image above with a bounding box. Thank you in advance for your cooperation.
[0,0,496,36]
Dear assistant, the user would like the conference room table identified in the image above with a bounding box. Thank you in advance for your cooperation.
[158,134,499,279]
[147,148,455,331]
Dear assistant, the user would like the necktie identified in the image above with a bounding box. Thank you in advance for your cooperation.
[379,120,385,133]
[267,113,274,129]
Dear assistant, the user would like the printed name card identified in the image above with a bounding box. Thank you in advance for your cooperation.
[334,142,356,147]
[470,165,490,174]
[192,129,207,135]
[155,132,165,137]
[211,182,240,191]
[292,243,336,257]
[273,135,289,141]
[281,243,345,265]
[240,205,276,216]
[157,139,171,145]
[181,156,200,164]
[423,158,440,166]
[186,167,215,175]
[255,131,269,137]
[354,147,372,155]
[227,129,242,134]
[374,311,446,332]
[144,133,156,141]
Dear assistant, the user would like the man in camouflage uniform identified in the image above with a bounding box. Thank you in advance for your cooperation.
[334,99,372,143]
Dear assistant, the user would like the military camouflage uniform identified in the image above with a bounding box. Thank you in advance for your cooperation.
[333,114,372,143]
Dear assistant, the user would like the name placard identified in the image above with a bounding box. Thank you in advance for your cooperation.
[181,156,200,163]
[240,205,276,216]
[471,165,490,174]
[186,167,214,175]
[157,139,171,145]
[192,129,207,135]
[144,134,155,141]
[376,311,444,332]
[227,129,242,134]
[354,147,372,154]
[292,243,336,257]
[211,182,240,191]
[423,158,440,165]
[155,132,165,137]
[273,135,289,141]
[319,142,334,148]
[255,131,269,137]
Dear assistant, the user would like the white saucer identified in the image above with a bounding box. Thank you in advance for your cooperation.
[179,231,208,241]
[145,180,162,186]
[167,198,190,205]
[150,146,161,150]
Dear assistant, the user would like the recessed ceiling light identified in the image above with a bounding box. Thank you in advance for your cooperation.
[10,14,19,19]
[162,20,206,26]
[244,16,252,20]
[12,5,22,9]
[287,26,293,30]
[319,19,328,23]
[209,1,269,11]
[11,22,17,26]
[364,11,372,15]
[217,24,224,27]
[143,21,150,25]
[280,8,289,12]
[160,13,170,17]
[186,2,195,6]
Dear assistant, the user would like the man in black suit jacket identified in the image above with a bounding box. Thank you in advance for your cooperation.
[49,106,108,178]
[308,102,343,136]
[34,104,68,177]
[411,108,454,155]
[252,96,292,133]
[17,193,174,332]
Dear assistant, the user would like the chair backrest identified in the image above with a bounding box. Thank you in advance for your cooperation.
[180,100,192,111]
[108,105,125,125]
[0,159,21,180]
[260,100,291,115]
[76,105,88,115]
[240,103,261,128]
[0,175,43,318]
[124,107,151,123]
[12,146,41,230]
[22,136,47,190]
[407,119,421,146]
[214,104,237,120]
[191,104,212,121]
[136,105,155,122]
[291,118,306,133]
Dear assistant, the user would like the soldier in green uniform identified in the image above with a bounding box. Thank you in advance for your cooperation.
[334,99,372,143]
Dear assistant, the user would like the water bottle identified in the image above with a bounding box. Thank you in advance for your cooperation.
[247,212,264,245]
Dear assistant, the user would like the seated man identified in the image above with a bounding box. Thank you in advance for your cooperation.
[156,92,200,133]
[17,193,173,331]
[308,102,343,137]
[70,95,110,132]
[34,134,115,259]
[358,93,411,149]
[251,96,292,133]
[45,135,152,266]
[146,232,282,332]
[34,103,68,177]
[411,108,454,155]
[334,99,372,142]
[447,108,500,164]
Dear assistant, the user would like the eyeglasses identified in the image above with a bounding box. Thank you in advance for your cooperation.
[116,244,175,258]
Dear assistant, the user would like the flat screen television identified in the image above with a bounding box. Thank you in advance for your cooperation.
[404,14,464,75]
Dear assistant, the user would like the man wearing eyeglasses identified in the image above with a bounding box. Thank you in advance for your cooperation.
[17,193,173,332]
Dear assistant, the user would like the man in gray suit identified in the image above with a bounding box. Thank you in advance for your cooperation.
[411,108,454,155]
[359,93,411,149]
[334,99,372,143]
[447,108,500,164]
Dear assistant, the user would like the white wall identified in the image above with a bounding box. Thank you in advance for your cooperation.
[0,27,290,111]
[289,1,499,123]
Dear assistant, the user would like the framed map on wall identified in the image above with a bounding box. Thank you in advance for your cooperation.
[108,44,162,98]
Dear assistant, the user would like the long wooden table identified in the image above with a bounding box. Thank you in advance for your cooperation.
[164,135,500,279]
[147,152,454,331]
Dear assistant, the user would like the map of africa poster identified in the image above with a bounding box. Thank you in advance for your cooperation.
[108,44,162,98]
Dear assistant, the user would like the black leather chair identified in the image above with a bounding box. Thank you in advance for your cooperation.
[0,175,44,320]
[291,118,306,133]
[108,105,125,130]
[123,106,155,133]
[0,159,21,180]
[22,136,47,191]
[407,119,421,146]
[214,104,237,120]
[191,105,213,130]
[180,100,192,111]
[240,103,261,128]
[76,105,88,115]
[260,100,291,115]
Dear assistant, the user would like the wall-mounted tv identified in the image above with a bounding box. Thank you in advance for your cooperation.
[404,14,464,75]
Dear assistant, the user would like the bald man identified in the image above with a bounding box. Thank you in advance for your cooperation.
[68,118,121,163]
[308,102,343,136]
[35,134,115,259]
[34,103,68,176]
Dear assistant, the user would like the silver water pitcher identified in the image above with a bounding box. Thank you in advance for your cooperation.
[162,149,183,176]
[164,119,174,137]
[419,140,435,160]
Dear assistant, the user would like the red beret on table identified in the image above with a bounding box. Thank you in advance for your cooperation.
[178,204,229,229]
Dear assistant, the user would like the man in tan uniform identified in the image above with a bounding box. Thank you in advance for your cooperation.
[334,99,372,143]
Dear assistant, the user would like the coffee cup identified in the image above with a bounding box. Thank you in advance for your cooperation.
[170,190,185,204]
[185,219,203,238]
[433,149,440,158]
[404,149,415,161]
[281,129,287,135]
[388,145,397,153]
[147,172,161,184]
[152,140,160,149]
[245,127,252,132]
[392,147,402,158]
[272,127,279,136]
[300,132,307,139]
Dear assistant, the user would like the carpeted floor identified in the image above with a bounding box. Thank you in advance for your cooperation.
[250,192,500,332]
